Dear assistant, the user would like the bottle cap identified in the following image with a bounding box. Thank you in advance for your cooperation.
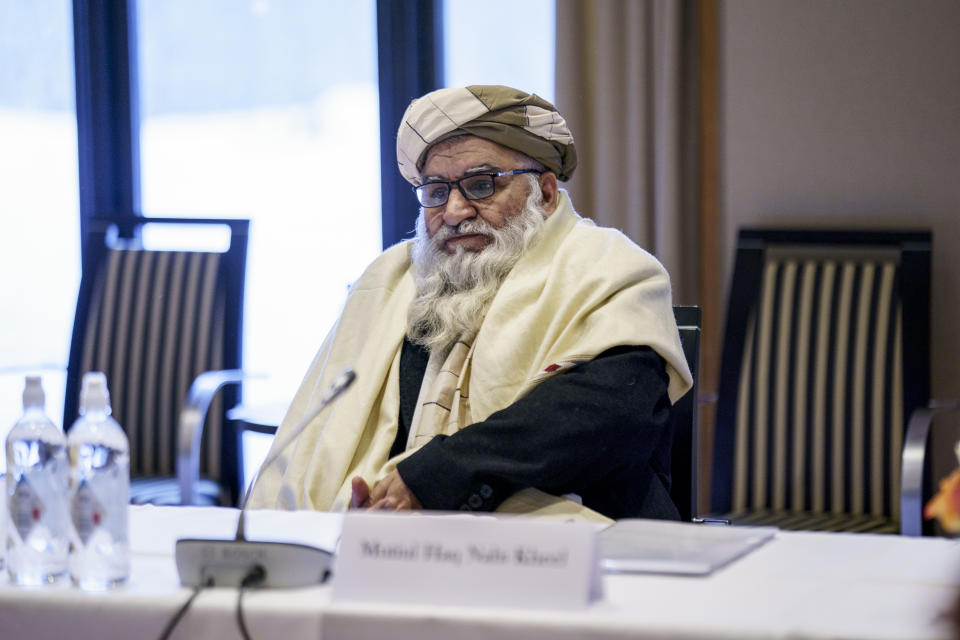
[79,371,111,413]
[22,375,45,410]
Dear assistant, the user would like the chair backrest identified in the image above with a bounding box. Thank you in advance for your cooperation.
[711,229,931,524]
[671,305,701,522]
[64,216,249,502]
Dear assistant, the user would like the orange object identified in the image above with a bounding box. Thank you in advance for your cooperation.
[924,468,960,533]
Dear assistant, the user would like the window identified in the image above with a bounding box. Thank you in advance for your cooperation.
[444,0,555,102]
[137,0,381,412]
[0,1,78,442]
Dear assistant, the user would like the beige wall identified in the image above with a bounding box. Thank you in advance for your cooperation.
[718,0,960,478]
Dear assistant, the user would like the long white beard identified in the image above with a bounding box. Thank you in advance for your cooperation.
[407,177,548,353]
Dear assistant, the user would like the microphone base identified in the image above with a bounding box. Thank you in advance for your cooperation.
[175,538,334,588]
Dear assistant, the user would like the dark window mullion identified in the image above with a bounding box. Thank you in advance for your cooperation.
[376,0,443,250]
[73,0,140,252]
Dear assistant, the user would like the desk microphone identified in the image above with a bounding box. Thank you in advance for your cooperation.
[175,368,356,588]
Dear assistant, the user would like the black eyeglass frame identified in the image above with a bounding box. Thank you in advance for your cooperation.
[412,169,543,208]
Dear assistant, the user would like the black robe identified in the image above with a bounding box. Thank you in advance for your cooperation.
[392,339,678,521]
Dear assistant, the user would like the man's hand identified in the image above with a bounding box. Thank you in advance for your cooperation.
[349,471,422,511]
[350,476,372,509]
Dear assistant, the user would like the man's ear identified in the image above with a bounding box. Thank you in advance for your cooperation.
[539,171,559,215]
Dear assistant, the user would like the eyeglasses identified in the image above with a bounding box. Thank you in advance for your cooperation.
[412,169,542,208]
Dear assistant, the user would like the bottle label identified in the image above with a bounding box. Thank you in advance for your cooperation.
[9,476,44,542]
[70,480,105,547]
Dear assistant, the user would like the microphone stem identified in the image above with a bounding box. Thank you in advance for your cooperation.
[233,368,356,541]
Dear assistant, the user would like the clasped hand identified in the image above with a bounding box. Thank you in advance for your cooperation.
[350,470,423,511]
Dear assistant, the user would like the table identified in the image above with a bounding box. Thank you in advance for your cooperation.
[0,505,958,640]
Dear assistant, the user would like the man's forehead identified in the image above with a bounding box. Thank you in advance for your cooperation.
[420,136,519,179]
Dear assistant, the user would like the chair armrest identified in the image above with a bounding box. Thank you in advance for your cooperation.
[226,401,287,434]
[692,517,731,526]
[176,369,247,505]
[901,400,959,536]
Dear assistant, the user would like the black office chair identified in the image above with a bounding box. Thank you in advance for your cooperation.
[710,228,943,535]
[64,215,249,506]
[670,305,700,523]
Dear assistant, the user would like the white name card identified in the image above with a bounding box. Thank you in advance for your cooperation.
[332,512,602,610]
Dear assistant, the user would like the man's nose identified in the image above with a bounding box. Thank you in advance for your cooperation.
[441,187,477,227]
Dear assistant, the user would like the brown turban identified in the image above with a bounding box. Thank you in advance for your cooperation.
[396,85,577,185]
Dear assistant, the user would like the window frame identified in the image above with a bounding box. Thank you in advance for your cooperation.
[72,0,443,259]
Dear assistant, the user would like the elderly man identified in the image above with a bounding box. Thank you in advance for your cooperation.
[249,85,692,522]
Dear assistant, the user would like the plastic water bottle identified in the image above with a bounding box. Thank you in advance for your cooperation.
[67,372,130,590]
[5,376,70,585]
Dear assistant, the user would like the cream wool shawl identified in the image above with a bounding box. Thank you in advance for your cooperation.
[248,192,692,520]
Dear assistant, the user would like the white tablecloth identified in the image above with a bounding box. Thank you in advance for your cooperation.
[0,505,958,640]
